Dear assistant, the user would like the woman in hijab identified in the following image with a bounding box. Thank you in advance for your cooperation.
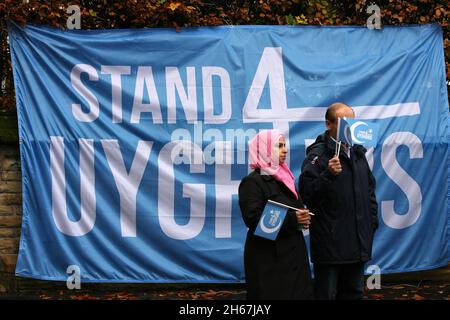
[238,129,313,300]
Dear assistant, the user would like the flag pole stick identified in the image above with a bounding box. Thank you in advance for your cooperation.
[336,118,340,156]
[268,200,315,216]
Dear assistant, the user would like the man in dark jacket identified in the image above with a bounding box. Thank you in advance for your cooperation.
[298,102,378,300]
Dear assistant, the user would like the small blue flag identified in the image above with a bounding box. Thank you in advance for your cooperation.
[254,200,289,240]
[337,118,380,148]
[337,117,353,146]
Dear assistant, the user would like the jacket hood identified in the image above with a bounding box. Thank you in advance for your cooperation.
[306,132,328,155]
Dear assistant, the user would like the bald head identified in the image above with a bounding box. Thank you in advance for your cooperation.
[325,102,355,123]
[325,102,355,138]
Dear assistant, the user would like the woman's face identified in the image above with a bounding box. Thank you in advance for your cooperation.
[275,136,288,164]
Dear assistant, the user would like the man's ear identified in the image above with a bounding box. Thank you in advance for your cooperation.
[325,119,332,130]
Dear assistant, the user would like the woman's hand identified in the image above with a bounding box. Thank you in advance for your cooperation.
[296,209,311,229]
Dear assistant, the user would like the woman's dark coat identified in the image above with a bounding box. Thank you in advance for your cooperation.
[238,169,313,300]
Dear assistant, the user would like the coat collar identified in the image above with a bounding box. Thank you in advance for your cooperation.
[254,168,275,181]
[323,131,367,159]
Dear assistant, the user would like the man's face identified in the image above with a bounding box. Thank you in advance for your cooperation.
[326,107,355,139]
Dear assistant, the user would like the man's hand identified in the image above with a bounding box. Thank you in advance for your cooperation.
[296,209,311,229]
[328,156,342,176]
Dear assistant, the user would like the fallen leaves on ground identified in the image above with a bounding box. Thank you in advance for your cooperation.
[15,282,447,300]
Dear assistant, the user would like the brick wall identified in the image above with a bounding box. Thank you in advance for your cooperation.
[0,143,22,293]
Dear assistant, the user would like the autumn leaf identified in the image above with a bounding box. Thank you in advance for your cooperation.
[169,2,181,12]
[70,294,101,300]
[186,6,196,12]
[370,293,385,300]
[103,292,138,300]
[38,5,49,17]
[391,285,406,290]
[285,14,293,25]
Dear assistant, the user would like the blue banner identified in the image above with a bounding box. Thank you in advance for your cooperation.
[9,23,449,282]
[448,116,450,261]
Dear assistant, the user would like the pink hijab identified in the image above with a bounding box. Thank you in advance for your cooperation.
[248,130,298,199]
